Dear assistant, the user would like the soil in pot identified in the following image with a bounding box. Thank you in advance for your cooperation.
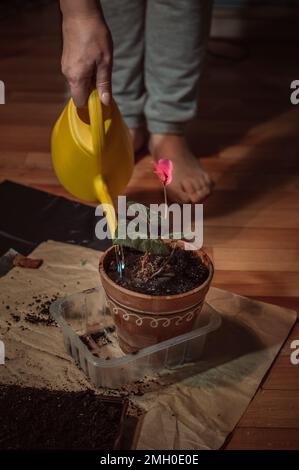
[0,384,127,450]
[106,245,209,296]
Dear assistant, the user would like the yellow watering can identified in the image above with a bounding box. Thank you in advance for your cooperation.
[51,90,134,236]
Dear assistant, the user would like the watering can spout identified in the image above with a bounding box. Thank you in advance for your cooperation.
[51,90,134,235]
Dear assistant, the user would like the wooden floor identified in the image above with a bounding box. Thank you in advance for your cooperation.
[0,3,299,450]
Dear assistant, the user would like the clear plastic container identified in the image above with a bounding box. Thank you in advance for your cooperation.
[50,287,222,389]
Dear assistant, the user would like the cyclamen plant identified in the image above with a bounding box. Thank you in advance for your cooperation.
[113,159,175,276]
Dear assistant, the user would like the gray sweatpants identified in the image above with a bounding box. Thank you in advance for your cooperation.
[101,0,213,134]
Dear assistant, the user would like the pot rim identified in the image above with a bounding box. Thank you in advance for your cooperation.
[99,242,214,301]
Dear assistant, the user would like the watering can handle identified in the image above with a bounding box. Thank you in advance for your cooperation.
[88,89,106,172]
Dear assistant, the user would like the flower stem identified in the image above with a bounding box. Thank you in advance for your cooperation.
[163,184,168,219]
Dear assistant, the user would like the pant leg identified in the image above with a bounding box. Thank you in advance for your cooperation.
[101,0,146,128]
[145,0,213,134]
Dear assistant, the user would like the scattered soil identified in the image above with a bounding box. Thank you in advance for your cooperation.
[5,293,60,327]
[121,377,161,398]
[80,325,120,360]
[106,245,209,295]
[24,294,59,326]
[99,375,161,402]
[91,326,116,345]
[0,384,127,450]
[10,313,20,322]
[82,332,108,347]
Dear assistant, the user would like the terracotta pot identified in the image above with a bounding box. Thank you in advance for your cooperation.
[99,242,214,353]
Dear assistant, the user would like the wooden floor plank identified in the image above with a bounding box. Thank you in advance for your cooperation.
[214,271,299,297]
[262,355,299,391]
[204,227,299,250]
[239,390,299,428]
[226,427,299,450]
[213,248,299,272]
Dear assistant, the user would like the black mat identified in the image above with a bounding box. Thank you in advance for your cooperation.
[0,181,111,256]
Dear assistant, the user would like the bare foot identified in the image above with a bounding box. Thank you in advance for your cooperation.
[129,127,148,154]
[149,133,213,203]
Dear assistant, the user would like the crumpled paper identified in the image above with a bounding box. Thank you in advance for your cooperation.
[0,241,296,449]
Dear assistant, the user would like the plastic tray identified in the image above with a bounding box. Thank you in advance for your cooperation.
[50,287,222,388]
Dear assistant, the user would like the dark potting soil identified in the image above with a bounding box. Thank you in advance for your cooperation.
[24,293,59,326]
[79,325,129,361]
[80,330,112,349]
[90,325,116,344]
[80,326,117,359]
[106,246,210,295]
[3,293,59,329]
[0,384,126,450]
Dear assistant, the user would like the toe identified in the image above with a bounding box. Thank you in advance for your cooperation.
[181,179,198,203]
[196,185,211,202]
[183,177,212,204]
[196,172,213,201]
[203,171,213,188]
[168,184,190,204]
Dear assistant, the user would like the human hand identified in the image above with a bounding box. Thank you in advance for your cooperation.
[61,5,113,108]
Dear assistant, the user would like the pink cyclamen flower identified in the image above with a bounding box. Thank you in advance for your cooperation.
[154,159,173,186]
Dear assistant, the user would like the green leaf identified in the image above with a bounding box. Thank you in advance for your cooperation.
[113,237,171,255]
[114,200,177,255]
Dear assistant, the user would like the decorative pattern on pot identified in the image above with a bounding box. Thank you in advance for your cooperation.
[106,298,203,328]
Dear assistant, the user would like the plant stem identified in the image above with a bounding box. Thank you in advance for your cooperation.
[141,251,149,272]
[163,184,168,219]
[149,244,176,280]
